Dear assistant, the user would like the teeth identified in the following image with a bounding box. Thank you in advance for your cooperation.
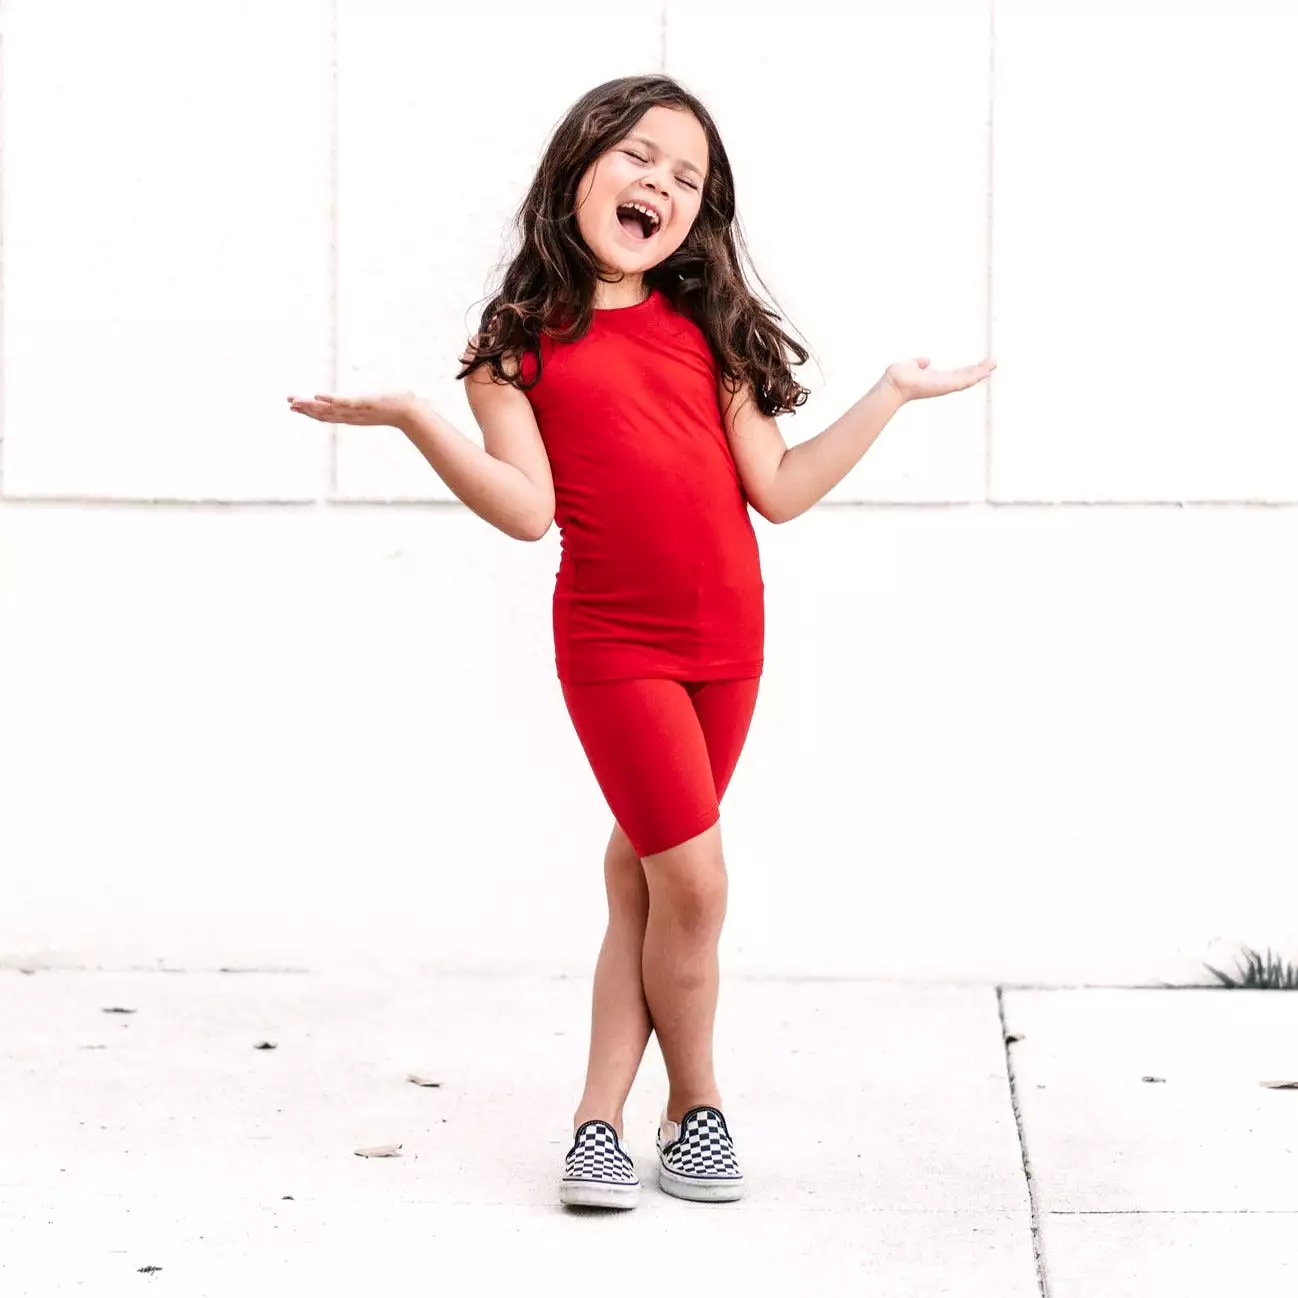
[621,201,661,229]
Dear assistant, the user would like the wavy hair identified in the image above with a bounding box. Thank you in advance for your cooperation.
[457,75,809,417]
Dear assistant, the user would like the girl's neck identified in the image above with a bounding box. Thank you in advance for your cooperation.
[592,273,648,311]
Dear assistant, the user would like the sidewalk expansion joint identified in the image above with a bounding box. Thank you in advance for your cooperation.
[997,985,1051,1298]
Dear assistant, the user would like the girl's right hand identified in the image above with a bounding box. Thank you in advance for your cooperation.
[287,391,418,428]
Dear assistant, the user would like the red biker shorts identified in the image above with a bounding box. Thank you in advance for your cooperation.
[560,677,761,858]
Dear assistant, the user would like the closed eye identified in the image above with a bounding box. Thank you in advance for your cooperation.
[677,177,699,191]
[622,149,649,163]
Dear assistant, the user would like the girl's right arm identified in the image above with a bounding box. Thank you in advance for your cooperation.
[397,363,555,542]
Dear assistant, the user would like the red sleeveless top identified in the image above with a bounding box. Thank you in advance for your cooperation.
[521,289,764,684]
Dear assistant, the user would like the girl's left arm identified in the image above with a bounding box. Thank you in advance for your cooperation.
[721,357,995,524]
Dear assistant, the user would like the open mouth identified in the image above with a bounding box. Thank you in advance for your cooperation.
[615,202,662,242]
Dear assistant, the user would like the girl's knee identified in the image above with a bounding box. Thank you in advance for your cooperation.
[604,823,649,923]
[642,825,728,930]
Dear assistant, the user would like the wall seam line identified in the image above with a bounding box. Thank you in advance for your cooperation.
[983,0,996,505]
[0,0,8,504]
[325,0,341,505]
[2,496,1298,512]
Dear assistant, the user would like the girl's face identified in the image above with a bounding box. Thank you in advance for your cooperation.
[575,105,709,279]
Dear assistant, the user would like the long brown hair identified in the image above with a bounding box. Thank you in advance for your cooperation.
[457,75,809,417]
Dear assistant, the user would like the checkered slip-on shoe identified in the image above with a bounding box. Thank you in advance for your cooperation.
[559,1119,640,1209]
[656,1105,746,1202]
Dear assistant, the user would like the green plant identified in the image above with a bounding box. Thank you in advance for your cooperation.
[1204,945,1298,990]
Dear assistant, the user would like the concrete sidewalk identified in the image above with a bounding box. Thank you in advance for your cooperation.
[1,971,1293,1296]
[1002,987,1298,1295]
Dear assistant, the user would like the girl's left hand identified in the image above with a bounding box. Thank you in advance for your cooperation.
[286,390,418,427]
[884,357,996,403]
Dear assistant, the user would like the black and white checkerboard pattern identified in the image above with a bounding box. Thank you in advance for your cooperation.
[563,1120,639,1187]
[657,1106,743,1180]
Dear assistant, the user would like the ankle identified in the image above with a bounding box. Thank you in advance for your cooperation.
[665,1091,723,1125]
[573,1107,623,1139]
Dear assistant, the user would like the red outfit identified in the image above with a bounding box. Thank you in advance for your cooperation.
[522,289,764,855]
[522,290,764,684]
[560,677,760,858]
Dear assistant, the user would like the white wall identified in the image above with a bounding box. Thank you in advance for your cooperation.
[2,0,1296,983]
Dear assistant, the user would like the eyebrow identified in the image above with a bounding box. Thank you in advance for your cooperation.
[627,134,705,178]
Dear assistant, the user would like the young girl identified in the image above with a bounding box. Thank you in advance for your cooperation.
[288,74,994,1210]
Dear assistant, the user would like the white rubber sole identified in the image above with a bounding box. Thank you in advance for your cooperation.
[559,1178,640,1210]
[657,1163,746,1202]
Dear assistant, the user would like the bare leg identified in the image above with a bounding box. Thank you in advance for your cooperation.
[572,824,653,1139]
[639,822,728,1123]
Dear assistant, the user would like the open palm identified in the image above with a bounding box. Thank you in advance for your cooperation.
[286,391,417,427]
[886,357,996,403]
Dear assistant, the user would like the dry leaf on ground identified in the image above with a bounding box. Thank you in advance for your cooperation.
[407,1074,442,1088]
[1259,1080,1298,1090]
[354,1144,403,1158]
